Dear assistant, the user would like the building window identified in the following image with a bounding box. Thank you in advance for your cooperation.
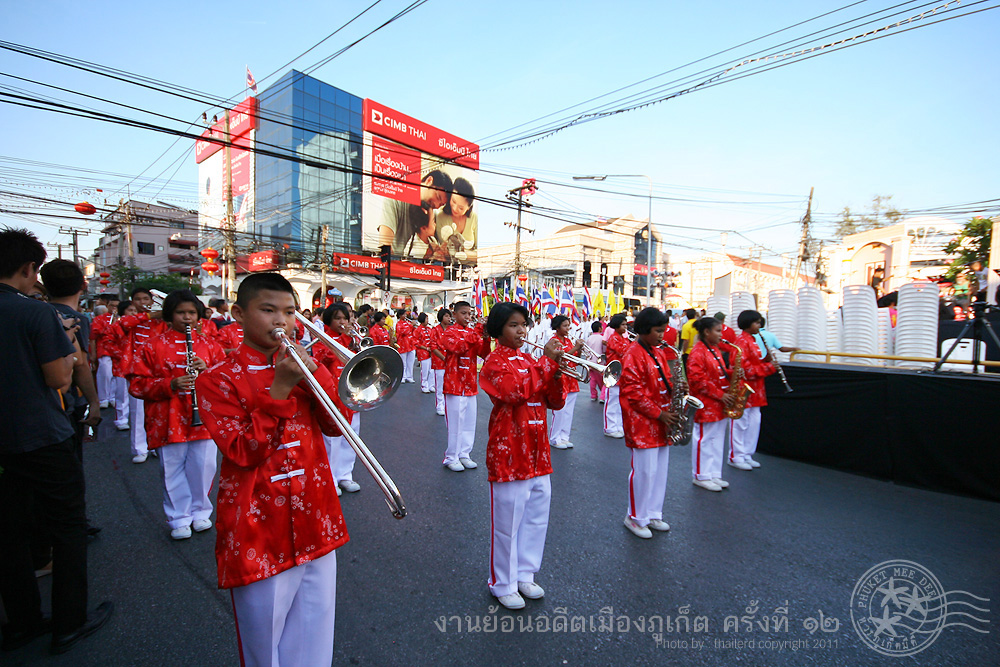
[582,260,592,288]
[169,220,185,229]
[137,242,155,255]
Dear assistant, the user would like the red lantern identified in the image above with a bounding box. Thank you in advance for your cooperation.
[99,271,110,278]
[75,202,97,215]
[99,278,110,286]
[200,247,219,261]
[201,261,220,275]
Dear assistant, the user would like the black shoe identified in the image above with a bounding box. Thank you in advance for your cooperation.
[51,601,113,655]
[86,523,102,537]
[2,617,52,651]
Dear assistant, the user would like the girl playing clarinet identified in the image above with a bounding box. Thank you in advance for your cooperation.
[686,316,735,492]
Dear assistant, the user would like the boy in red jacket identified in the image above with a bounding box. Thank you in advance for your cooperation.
[414,312,434,393]
[729,310,777,470]
[196,273,347,667]
[430,309,452,415]
[395,309,416,383]
[440,301,491,471]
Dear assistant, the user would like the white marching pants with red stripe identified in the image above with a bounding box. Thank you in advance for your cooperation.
[434,370,445,413]
[323,412,360,483]
[231,549,337,667]
[113,376,130,427]
[401,350,415,382]
[129,395,147,457]
[158,438,217,529]
[548,392,578,444]
[692,419,730,481]
[96,356,113,403]
[443,394,477,464]
[488,475,551,598]
[604,385,623,434]
[420,359,433,392]
[730,406,761,464]
[627,446,670,527]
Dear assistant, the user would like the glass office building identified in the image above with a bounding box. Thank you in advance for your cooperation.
[254,70,364,253]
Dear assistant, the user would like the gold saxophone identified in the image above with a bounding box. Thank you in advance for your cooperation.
[721,340,754,420]
[665,350,703,446]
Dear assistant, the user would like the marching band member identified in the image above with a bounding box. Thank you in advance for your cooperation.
[430,309,452,415]
[414,312,434,393]
[395,309,416,383]
[129,290,224,539]
[107,300,137,431]
[440,301,491,471]
[367,312,391,347]
[547,315,581,450]
[315,303,361,495]
[90,305,114,408]
[687,317,735,492]
[214,320,244,356]
[196,273,347,667]
[480,302,566,610]
[603,314,629,438]
[619,308,678,539]
[729,310,776,471]
[117,287,168,464]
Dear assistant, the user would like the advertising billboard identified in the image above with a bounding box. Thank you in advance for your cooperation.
[196,98,257,238]
[361,99,480,267]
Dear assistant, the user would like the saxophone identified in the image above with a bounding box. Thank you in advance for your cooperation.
[720,340,754,420]
[665,352,703,446]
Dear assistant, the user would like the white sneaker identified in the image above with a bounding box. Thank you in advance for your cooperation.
[337,485,342,496]
[496,592,525,610]
[459,457,478,469]
[551,440,569,450]
[132,453,147,464]
[712,478,730,488]
[728,460,753,471]
[564,441,574,449]
[517,581,545,599]
[692,479,722,492]
[99,400,109,409]
[339,480,361,493]
[445,461,465,472]
[435,408,445,416]
[648,519,670,532]
[170,526,192,540]
[624,517,652,538]
[115,422,129,431]
[747,457,761,468]
[192,519,213,532]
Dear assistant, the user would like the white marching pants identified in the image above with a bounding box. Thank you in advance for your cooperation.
[628,446,670,526]
[730,406,761,464]
[692,419,730,481]
[443,394,477,464]
[434,370,445,413]
[401,350,415,382]
[158,438,217,529]
[231,549,337,667]
[114,376,130,426]
[323,412,360,483]
[488,476,551,598]
[130,395,147,457]
[604,385,623,434]
[96,356,113,403]
[548,392,578,444]
[420,358,433,392]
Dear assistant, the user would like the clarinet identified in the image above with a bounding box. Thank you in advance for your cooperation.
[184,324,204,426]
[759,335,793,393]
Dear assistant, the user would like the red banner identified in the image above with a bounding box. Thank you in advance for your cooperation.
[247,250,280,272]
[370,136,421,205]
[195,98,259,164]
[332,252,444,283]
[633,264,649,276]
[363,99,479,168]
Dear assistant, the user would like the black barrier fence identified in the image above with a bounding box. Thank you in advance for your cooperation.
[759,363,1000,502]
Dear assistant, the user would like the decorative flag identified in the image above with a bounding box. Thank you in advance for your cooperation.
[541,287,557,315]
[246,66,258,94]
[531,288,541,315]
[473,277,484,314]
[592,289,606,317]
[491,279,500,305]
[559,285,573,315]
[582,287,592,320]
[571,305,581,326]
[515,284,529,308]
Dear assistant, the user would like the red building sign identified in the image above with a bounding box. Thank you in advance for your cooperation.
[331,252,444,283]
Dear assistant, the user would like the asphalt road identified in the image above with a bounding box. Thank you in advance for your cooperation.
[5,380,999,666]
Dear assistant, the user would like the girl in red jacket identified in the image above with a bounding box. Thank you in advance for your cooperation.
[414,312,434,393]
[729,309,777,470]
[395,309,416,383]
[430,309,452,414]
[548,315,581,449]
[479,302,566,610]
[619,307,680,538]
[687,316,736,492]
[129,290,225,539]
[315,303,361,495]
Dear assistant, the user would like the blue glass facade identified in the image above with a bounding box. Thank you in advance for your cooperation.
[255,70,364,253]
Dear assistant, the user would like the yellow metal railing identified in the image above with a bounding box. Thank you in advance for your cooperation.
[788,350,1000,369]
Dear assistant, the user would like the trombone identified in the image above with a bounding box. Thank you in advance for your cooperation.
[272,327,407,519]
[522,340,623,387]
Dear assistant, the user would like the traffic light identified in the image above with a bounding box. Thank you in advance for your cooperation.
[378,244,391,291]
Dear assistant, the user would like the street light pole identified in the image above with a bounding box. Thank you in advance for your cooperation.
[573,174,654,307]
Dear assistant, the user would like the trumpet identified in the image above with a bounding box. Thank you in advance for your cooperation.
[522,340,622,387]
[349,324,373,349]
[466,315,487,329]
[272,327,406,519]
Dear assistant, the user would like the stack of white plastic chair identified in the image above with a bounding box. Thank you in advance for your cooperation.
[706,294,729,323]
[894,281,939,369]
[827,310,843,362]
[876,309,893,366]
[841,285,878,365]
[795,286,826,362]
[766,289,797,362]
[730,291,756,326]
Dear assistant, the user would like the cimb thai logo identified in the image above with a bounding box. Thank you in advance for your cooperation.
[371,109,383,126]
[851,560,990,657]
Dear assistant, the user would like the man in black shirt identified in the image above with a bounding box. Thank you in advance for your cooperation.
[0,229,112,654]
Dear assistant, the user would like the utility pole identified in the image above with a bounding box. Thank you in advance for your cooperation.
[223,109,237,301]
[47,242,68,259]
[320,225,329,308]
[505,179,537,279]
[59,226,91,267]
[792,186,814,289]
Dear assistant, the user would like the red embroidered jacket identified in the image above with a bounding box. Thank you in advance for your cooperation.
[312,330,356,423]
[480,347,565,482]
[413,324,432,361]
[368,323,391,347]
[619,342,676,449]
[687,341,731,423]
[552,334,580,394]
[441,323,492,396]
[664,325,679,348]
[721,324,738,344]
[116,313,168,377]
[90,313,114,358]
[605,332,629,365]
[395,318,415,353]
[196,344,348,590]
[107,320,130,378]
[129,328,225,448]
[735,331,776,408]
[430,324,448,370]
[215,322,244,352]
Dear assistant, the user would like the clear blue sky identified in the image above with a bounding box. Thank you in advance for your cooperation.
[3,0,997,266]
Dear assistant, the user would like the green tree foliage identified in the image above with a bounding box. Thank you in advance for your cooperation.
[109,260,202,296]
[943,217,994,281]
[835,195,903,238]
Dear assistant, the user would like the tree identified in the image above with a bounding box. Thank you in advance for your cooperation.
[109,259,202,297]
[835,195,903,238]
[943,216,994,281]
